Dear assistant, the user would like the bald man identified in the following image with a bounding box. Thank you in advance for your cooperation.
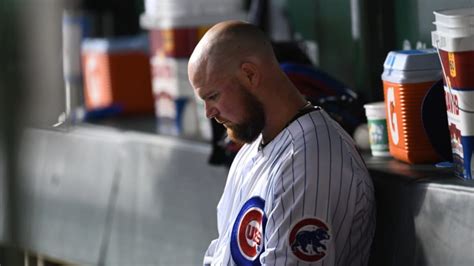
[188,21,375,266]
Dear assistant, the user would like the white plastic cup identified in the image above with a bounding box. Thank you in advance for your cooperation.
[364,102,390,157]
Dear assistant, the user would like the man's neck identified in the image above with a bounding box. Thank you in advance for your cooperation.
[261,96,308,145]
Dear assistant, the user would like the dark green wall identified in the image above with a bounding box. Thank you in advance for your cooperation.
[287,0,394,102]
[393,0,474,48]
[0,0,24,256]
[286,0,473,102]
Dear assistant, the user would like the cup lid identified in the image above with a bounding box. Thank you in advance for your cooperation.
[364,101,386,118]
[432,30,474,52]
[434,7,474,27]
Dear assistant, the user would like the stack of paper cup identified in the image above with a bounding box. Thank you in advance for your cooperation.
[432,7,474,179]
[140,0,245,140]
[364,102,391,157]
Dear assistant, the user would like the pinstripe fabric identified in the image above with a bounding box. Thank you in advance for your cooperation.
[203,109,375,266]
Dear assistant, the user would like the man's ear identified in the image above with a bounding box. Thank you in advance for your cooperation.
[240,62,260,89]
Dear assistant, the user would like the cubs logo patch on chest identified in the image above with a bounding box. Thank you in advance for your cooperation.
[230,196,267,265]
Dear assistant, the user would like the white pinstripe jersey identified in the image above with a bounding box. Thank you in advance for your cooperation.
[204,108,375,266]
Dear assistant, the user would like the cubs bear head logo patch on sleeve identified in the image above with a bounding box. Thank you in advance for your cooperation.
[230,196,267,265]
[289,217,331,262]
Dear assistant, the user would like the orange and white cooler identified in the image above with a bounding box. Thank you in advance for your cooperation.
[81,35,154,114]
[432,7,474,179]
[382,49,443,164]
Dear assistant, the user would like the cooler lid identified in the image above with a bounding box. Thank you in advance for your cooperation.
[383,49,441,71]
[82,35,149,53]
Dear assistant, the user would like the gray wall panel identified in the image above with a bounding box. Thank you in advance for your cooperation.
[15,127,227,265]
[18,129,123,264]
[103,134,227,265]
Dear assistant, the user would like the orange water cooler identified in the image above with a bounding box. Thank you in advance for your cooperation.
[81,36,154,114]
[382,50,443,164]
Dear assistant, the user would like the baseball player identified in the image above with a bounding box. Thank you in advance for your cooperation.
[188,21,375,265]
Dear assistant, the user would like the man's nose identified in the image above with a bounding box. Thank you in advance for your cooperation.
[205,103,218,119]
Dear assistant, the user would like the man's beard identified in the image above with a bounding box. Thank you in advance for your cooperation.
[226,87,265,144]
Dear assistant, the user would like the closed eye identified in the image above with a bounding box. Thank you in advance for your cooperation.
[206,92,219,102]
